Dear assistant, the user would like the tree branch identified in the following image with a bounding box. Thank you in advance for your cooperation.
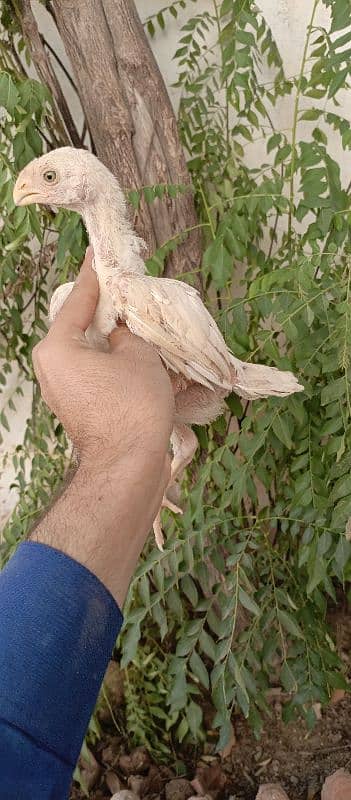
[19,0,82,148]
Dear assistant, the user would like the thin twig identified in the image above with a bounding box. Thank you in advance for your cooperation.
[43,37,78,95]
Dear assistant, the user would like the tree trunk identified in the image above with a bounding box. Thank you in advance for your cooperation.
[51,0,202,281]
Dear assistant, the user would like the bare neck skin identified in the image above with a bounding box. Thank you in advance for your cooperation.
[82,192,146,279]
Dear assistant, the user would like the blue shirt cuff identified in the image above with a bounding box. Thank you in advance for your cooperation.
[0,541,123,767]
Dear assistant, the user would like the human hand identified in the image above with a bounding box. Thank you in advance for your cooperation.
[32,247,174,604]
[33,247,173,469]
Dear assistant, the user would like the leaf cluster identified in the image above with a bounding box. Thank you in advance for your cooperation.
[120,0,351,755]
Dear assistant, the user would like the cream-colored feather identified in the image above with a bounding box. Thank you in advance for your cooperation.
[110,273,233,390]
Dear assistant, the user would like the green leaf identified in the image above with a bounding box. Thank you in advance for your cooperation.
[120,623,140,667]
[238,587,260,616]
[128,189,140,210]
[181,575,198,607]
[190,650,210,689]
[236,30,255,47]
[300,108,322,121]
[272,414,293,449]
[203,237,232,289]
[330,474,351,504]
[275,143,291,165]
[321,377,347,406]
[157,11,165,30]
[267,133,281,153]
[187,700,203,738]
[143,186,155,203]
[330,0,351,32]
[277,610,304,640]
[199,630,217,661]
[328,67,348,99]
[176,635,198,657]
[280,661,297,692]
[169,662,187,710]
[220,0,233,16]
[0,72,19,114]
[307,557,326,595]
[176,716,189,742]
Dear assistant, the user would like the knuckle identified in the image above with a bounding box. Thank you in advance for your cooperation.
[32,339,51,376]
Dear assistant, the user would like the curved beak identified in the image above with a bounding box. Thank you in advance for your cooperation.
[13,177,39,206]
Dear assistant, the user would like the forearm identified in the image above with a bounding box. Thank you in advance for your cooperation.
[31,452,164,607]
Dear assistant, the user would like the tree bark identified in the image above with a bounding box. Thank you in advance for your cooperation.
[51,0,202,280]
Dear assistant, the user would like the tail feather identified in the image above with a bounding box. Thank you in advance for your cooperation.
[232,359,304,400]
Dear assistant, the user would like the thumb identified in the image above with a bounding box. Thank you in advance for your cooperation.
[51,247,99,339]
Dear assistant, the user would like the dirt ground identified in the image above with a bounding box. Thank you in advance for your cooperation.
[70,695,351,800]
[227,693,351,799]
[71,609,351,800]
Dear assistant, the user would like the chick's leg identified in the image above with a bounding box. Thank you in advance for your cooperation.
[152,380,229,550]
[153,424,198,550]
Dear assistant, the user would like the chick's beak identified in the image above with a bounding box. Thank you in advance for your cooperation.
[13,170,37,206]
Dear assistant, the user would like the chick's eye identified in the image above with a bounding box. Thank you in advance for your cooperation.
[43,170,57,183]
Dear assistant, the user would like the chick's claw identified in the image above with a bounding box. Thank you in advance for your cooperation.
[153,495,183,551]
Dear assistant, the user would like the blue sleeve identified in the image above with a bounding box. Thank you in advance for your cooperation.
[0,541,123,800]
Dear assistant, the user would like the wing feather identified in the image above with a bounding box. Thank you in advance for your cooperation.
[112,274,233,390]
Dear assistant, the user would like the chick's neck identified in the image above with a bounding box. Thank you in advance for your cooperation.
[82,193,146,279]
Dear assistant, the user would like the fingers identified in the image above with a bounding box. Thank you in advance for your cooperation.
[109,326,162,369]
[50,247,99,339]
[109,324,130,351]
[109,325,156,360]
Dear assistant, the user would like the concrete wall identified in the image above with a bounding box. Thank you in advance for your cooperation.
[1,1,349,522]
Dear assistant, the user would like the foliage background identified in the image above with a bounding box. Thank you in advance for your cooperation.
[0,0,351,761]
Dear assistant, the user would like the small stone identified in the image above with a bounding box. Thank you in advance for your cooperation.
[256,784,290,800]
[119,754,133,776]
[118,747,150,777]
[128,775,144,795]
[321,769,351,800]
[192,762,227,799]
[141,764,173,794]
[101,736,120,768]
[290,776,298,786]
[203,742,215,755]
[78,747,101,792]
[191,778,204,795]
[130,746,151,774]
[188,797,212,800]
[307,779,319,800]
[165,778,194,800]
[330,689,345,704]
[105,660,125,701]
[219,722,236,759]
[111,793,139,800]
[106,771,123,794]
[98,660,125,722]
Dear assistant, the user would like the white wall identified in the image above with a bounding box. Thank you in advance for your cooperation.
[1,0,349,523]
